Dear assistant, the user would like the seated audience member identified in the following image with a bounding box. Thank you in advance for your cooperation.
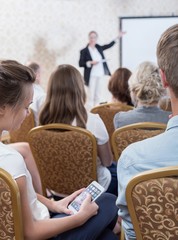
[0,130,42,194]
[116,24,178,240]
[8,142,42,194]
[0,60,118,240]
[108,67,133,106]
[39,64,117,194]
[114,61,171,129]
[27,62,46,125]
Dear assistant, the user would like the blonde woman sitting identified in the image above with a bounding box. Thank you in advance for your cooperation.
[114,61,171,129]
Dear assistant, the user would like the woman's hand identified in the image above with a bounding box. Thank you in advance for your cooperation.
[118,31,127,38]
[51,188,85,215]
[115,31,127,41]
[76,194,99,223]
[91,60,99,65]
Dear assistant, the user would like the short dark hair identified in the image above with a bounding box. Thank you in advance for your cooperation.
[0,60,35,108]
[108,67,132,105]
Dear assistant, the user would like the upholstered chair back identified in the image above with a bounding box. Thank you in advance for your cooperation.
[126,166,178,240]
[0,168,23,240]
[10,108,35,143]
[112,122,166,161]
[28,123,97,196]
[91,102,133,146]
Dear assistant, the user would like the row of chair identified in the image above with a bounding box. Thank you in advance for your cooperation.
[0,103,172,239]
[4,102,131,144]
[0,106,167,197]
[1,164,178,239]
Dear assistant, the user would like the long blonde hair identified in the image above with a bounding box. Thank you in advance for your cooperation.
[39,64,87,128]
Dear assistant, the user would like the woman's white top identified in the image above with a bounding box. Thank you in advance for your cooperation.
[72,112,111,190]
[0,142,50,220]
[88,46,105,77]
[31,84,46,126]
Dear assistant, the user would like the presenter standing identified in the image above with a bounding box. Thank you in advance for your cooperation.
[79,31,125,109]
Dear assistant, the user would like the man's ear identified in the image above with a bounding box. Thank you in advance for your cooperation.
[160,69,169,88]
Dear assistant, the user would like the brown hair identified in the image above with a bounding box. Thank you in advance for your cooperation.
[0,60,35,109]
[108,68,132,105]
[39,64,88,128]
[27,62,40,75]
[157,24,178,98]
[88,31,98,38]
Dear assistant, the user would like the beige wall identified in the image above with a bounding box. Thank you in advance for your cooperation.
[0,0,177,88]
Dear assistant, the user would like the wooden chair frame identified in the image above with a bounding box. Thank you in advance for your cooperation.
[126,166,178,240]
[10,108,35,143]
[0,168,23,240]
[111,122,166,160]
[28,123,97,196]
[91,102,133,111]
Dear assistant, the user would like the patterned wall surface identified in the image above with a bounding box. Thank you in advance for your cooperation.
[0,0,177,87]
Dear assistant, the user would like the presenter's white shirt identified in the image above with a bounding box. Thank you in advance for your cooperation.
[88,46,105,77]
[0,143,50,220]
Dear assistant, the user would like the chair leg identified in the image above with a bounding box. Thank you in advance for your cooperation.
[120,226,125,240]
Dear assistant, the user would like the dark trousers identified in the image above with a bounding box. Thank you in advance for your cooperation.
[50,193,118,240]
[107,162,118,196]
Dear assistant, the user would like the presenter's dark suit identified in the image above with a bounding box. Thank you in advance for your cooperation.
[79,41,115,86]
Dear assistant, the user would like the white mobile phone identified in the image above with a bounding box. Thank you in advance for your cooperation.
[68,181,105,214]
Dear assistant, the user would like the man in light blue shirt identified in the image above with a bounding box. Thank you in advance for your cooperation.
[116,24,178,240]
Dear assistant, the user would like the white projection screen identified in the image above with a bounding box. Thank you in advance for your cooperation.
[119,16,178,71]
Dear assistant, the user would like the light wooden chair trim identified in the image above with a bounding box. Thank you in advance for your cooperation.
[10,108,35,143]
[120,227,125,240]
[111,122,166,161]
[126,166,178,240]
[91,102,133,112]
[28,123,97,196]
[0,168,23,240]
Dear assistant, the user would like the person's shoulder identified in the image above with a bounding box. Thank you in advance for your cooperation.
[80,46,88,53]
[87,112,106,131]
[0,142,18,155]
[0,143,26,177]
[118,141,140,169]
[114,109,134,121]
[158,108,171,116]
[118,137,149,169]
[95,44,102,49]
[0,143,23,162]
[87,112,102,123]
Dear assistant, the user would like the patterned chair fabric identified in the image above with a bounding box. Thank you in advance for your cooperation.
[10,108,35,143]
[28,124,97,196]
[0,168,23,240]
[111,122,166,161]
[91,103,133,142]
[126,166,178,240]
